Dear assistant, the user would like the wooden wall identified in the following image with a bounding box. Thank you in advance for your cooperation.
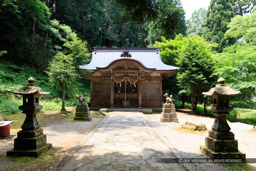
[140,80,162,107]
[90,80,111,107]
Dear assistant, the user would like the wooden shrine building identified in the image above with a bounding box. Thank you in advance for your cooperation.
[80,48,178,108]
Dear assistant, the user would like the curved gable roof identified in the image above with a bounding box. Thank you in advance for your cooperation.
[79,48,178,71]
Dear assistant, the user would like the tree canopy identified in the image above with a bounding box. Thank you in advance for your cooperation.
[213,7,256,108]
[154,35,215,112]
[203,0,236,52]
[186,8,207,37]
[225,6,256,45]
[144,0,186,46]
[176,36,214,113]
[0,0,53,70]
[234,0,256,16]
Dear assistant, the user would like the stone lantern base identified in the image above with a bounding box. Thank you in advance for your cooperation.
[200,130,246,161]
[7,128,52,157]
[74,104,92,121]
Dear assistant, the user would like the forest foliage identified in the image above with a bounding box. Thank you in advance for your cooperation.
[0,0,255,113]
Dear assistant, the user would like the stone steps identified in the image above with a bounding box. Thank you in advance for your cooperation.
[99,108,153,114]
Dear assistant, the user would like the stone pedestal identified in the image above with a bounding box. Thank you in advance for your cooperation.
[201,114,245,160]
[7,114,52,157]
[160,100,178,122]
[74,103,92,121]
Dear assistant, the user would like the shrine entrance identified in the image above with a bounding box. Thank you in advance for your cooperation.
[111,68,140,107]
[114,82,138,107]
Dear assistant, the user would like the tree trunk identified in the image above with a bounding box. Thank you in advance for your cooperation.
[182,95,185,108]
[191,84,195,114]
[204,97,207,115]
[61,81,66,112]
[194,96,198,113]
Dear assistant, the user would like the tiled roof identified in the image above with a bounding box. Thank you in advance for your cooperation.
[79,48,178,71]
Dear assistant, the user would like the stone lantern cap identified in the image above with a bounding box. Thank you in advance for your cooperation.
[203,77,240,96]
[10,77,50,95]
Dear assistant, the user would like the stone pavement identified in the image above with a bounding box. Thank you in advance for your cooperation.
[62,112,184,171]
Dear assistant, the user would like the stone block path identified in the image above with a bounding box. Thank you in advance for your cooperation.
[63,112,184,171]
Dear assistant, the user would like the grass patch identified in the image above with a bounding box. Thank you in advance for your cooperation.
[2,113,49,129]
[176,101,214,117]
[40,100,62,111]
[5,147,63,171]
[0,99,22,114]
[196,105,214,117]
[2,108,76,130]
[0,98,77,117]
[178,163,190,171]
[176,101,256,126]
[12,156,35,163]
[227,108,256,126]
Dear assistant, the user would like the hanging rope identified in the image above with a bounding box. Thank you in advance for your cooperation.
[112,75,139,84]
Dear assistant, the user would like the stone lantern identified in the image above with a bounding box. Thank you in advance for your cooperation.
[7,77,52,157]
[201,77,245,160]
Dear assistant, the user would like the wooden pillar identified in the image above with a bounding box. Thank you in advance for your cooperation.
[124,80,127,107]
[160,77,163,106]
[110,81,114,108]
[138,81,142,108]
[90,81,93,106]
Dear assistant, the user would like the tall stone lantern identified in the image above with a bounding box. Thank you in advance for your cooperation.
[7,77,52,157]
[200,78,245,160]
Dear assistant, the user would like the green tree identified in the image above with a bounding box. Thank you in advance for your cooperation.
[116,0,160,23]
[225,6,256,45]
[234,0,256,16]
[154,35,185,66]
[99,0,148,48]
[0,0,54,70]
[154,35,186,102]
[0,51,7,57]
[64,37,90,70]
[203,0,236,52]
[47,21,89,112]
[213,44,256,108]
[44,0,148,48]
[187,8,207,36]
[43,0,104,49]
[47,52,77,112]
[145,0,186,46]
[176,36,214,113]
[213,7,256,108]
[154,35,215,111]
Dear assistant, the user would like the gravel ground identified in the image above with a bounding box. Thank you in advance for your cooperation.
[145,112,256,170]
[44,119,102,151]
[0,116,103,171]
[1,111,255,171]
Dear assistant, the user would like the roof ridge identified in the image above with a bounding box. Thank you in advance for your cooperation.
[94,48,158,51]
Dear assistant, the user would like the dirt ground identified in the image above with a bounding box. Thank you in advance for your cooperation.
[145,112,256,170]
[0,109,105,171]
[0,110,255,171]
